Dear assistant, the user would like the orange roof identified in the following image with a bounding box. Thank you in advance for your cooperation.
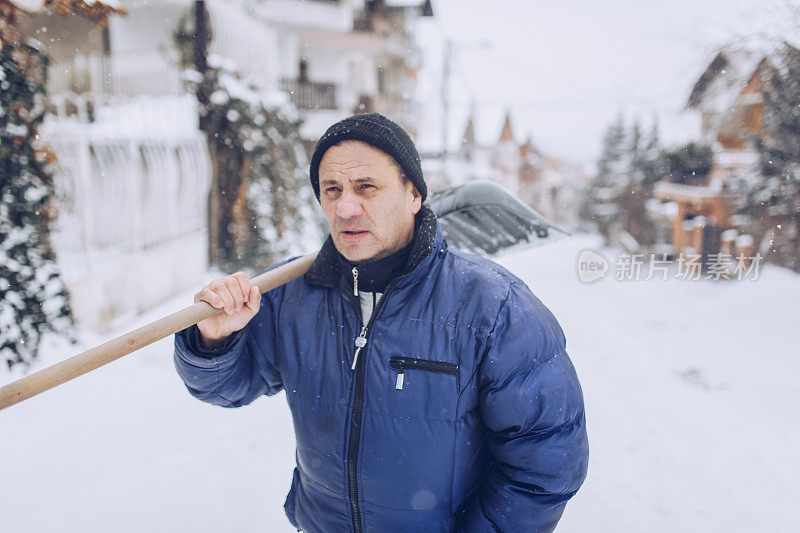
[461,111,475,147]
[499,111,514,142]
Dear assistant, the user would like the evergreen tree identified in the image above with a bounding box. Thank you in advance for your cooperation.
[631,119,662,187]
[1,6,75,370]
[589,113,628,243]
[657,143,714,186]
[644,121,662,178]
[586,115,664,248]
[618,119,661,247]
[755,43,800,271]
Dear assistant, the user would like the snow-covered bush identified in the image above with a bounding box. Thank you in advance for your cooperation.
[174,9,324,274]
[1,9,75,370]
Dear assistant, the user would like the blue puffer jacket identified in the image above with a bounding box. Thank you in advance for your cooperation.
[174,207,588,532]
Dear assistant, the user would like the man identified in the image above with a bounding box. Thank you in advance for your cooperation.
[174,113,589,532]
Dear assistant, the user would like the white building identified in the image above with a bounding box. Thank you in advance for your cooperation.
[15,0,431,331]
[258,0,432,141]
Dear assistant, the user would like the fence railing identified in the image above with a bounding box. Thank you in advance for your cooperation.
[41,125,210,280]
[279,78,337,110]
[46,51,184,100]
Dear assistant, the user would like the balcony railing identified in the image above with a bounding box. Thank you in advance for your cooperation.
[46,51,183,99]
[279,78,337,110]
[353,10,372,32]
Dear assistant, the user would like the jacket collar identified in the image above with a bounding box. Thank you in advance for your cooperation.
[305,205,442,290]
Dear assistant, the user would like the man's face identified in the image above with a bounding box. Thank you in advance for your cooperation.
[319,140,422,263]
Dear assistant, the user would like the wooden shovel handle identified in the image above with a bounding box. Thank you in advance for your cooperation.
[0,253,317,412]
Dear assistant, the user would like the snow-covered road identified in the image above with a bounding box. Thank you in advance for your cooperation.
[2,234,798,532]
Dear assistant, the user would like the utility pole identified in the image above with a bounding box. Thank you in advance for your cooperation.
[441,39,452,185]
[440,38,490,187]
[193,0,209,129]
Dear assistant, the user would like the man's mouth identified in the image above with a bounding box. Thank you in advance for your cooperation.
[341,230,369,239]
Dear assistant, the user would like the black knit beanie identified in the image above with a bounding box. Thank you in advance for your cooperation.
[309,113,427,203]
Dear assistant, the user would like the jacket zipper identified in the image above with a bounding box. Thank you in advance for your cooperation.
[343,275,399,533]
[389,356,458,390]
[351,326,367,370]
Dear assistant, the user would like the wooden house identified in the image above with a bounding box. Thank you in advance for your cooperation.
[655,45,780,257]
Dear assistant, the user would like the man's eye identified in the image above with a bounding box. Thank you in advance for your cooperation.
[326,187,340,193]
[360,184,375,190]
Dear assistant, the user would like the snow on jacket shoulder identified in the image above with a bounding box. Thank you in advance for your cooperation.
[174,207,589,532]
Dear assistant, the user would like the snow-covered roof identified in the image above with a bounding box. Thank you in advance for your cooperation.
[654,181,725,202]
[646,198,679,220]
[687,39,792,114]
[685,41,800,146]
[687,48,762,113]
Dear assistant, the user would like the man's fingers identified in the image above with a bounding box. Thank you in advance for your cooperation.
[203,288,225,308]
[194,287,224,308]
[245,285,261,314]
[210,279,236,314]
[223,276,245,311]
[195,274,254,315]
[233,272,251,305]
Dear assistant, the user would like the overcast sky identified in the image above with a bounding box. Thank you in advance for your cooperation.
[414,0,800,166]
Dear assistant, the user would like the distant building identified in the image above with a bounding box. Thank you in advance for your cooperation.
[259,0,433,144]
[519,144,589,231]
[422,107,585,228]
[654,44,786,258]
[494,112,520,190]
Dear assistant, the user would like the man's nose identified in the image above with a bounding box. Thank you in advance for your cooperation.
[336,190,363,219]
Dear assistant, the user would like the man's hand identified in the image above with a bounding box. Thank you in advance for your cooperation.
[194,272,261,348]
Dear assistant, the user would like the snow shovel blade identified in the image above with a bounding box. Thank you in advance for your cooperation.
[426,180,570,256]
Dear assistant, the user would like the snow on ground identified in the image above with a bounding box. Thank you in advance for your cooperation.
[2,233,799,532]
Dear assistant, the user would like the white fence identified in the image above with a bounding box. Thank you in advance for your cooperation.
[41,96,211,331]
[46,135,209,262]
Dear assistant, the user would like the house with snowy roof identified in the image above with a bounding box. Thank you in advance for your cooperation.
[654,44,785,258]
[686,47,767,182]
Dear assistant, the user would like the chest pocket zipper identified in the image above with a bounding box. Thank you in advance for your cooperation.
[389,356,458,390]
